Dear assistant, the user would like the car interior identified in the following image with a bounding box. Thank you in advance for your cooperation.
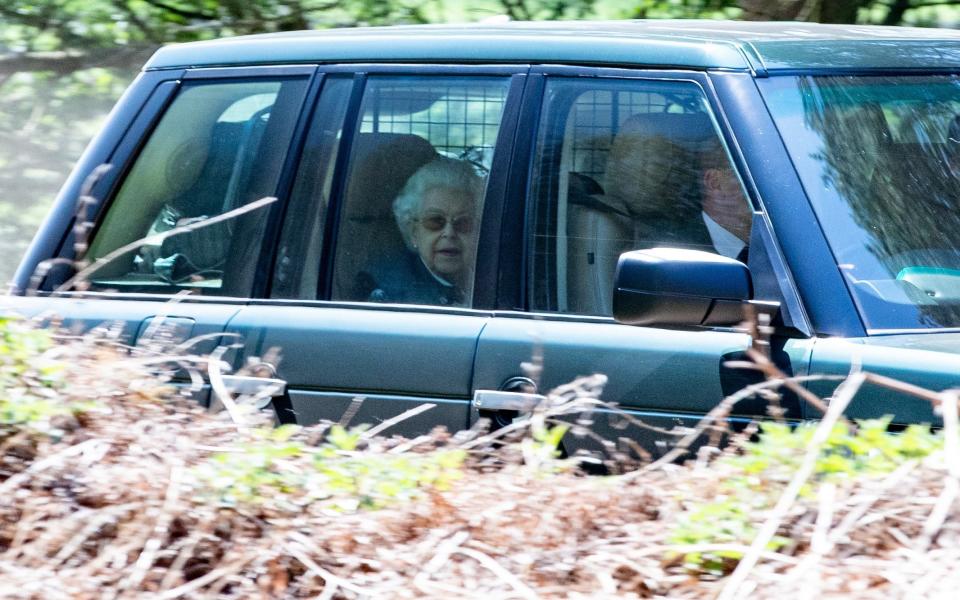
[87,81,297,295]
[333,132,439,301]
[537,84,746,316]
[329,78,507,306]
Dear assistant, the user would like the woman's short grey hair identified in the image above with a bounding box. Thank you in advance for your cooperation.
[393,157,484,249]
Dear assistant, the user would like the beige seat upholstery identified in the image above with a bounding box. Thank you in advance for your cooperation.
[565,185,632,315]
[605,113,710,225]
[565,112,713,315]
[333,132,439,300]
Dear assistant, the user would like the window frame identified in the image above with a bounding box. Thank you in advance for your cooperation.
[509,65,808,333]
[47,65,318,299]
[297,64,531,311]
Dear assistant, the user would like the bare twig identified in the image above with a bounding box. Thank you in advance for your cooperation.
[207,345,245,427]
[0,438,110,496]
[122,461,184,592]
[717,371,867,600]
[621,373,845,480]
[454,547,539,599]
[54,196,276,294]
[916,390,960,552]
[362,403,437,439]
[156,557,255,599]
[864,372,946,406]
[286,534,369,596]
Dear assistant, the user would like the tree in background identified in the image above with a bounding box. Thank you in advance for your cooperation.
[0,0,957,283]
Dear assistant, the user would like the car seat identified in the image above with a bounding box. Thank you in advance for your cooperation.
[333,132,439,300]
[565,111,714,315]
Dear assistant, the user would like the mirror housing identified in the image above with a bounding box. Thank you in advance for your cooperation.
[613,247,752,327]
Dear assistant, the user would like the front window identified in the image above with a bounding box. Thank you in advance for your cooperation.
[87,77,309,295]
[762,75,960,330]
[529,77,751,316]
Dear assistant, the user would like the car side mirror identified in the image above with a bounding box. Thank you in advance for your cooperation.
[613,247,752,327]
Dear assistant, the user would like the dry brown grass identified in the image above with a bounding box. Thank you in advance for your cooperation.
[0,319,958,599]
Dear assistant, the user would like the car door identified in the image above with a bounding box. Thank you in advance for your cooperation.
[226,67,527,435]
[472,68,813,457]
[9,67,315,384]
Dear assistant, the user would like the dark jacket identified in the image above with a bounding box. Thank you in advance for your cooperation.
[354,251,466,307]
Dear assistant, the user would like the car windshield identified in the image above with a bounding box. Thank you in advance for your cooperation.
[760,74,960,331]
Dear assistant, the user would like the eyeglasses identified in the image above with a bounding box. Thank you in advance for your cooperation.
[417,213,475,234]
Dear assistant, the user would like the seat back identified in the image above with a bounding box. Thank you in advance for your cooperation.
[333,132,439,300]
[605,112,712,222]
[564,112,714,314]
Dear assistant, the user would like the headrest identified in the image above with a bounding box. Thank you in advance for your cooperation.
[604,112,706,220]
[345,133,439,219]
[618,112,715,150]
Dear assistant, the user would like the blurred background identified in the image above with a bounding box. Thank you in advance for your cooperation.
[0,0,957,285]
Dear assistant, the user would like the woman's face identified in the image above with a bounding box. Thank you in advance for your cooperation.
[412,185,477,280]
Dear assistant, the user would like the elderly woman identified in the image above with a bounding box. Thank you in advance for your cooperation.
[364,157,484,306]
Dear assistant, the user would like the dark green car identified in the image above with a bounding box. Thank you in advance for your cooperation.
[10,20,960,445]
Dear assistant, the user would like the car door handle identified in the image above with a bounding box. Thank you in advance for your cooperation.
[220,374,287,398]
[220,375,297,425]
[136,316,195,346]
[473,389,546,412]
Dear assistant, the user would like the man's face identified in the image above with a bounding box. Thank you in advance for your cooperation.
[702,167,752,242]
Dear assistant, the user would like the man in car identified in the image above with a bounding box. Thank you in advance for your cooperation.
[699,143,752,262]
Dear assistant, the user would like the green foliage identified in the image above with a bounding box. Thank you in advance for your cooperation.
[0,317,88,436]
[669,497,790,575]
[196,423,466,511]
[668,418,942,574]
[734,419,939,481]
[521,423,570,468]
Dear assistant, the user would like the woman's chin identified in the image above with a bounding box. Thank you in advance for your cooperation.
[430,261,463,279]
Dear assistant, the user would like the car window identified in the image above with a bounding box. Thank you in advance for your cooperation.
[86,77,309,296]
[528,77,751,316]
[762,75,960,330]
[330,75,510,308]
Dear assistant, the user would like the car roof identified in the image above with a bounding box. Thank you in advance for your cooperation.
[145,19,960,74]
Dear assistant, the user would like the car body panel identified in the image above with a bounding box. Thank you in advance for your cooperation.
[144,24,753,72]
[472,316,814,454]
[144,21,960,74]
[0,295,241,405]
[473,315,751,412]
[751,39,960,72]
[862,331,960,354]
[226,303,490,433]
[807,335,960,425]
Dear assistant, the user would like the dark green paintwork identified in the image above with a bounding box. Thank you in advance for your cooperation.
[807,334,960,425]
[145,20,960,74]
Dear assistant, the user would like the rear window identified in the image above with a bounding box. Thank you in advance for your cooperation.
[529,77,751,316]
[327,75,511,308]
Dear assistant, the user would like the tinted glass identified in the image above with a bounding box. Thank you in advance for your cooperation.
[87,77,309,295]
[272,76,352,299]
[331,76,510,308]
[762,75,960,330]
[529,78,751,316]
